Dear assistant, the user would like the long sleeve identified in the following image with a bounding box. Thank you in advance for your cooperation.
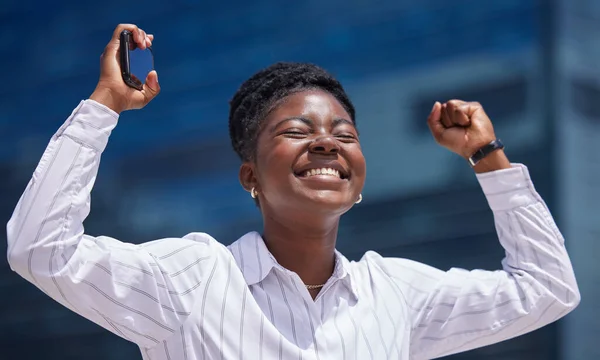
[6,100,216,349]
[381,164,580,359]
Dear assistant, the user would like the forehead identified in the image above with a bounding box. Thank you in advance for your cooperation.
[266,89,351,122]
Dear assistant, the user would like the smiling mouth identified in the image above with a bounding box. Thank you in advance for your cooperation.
[295,167,349,180]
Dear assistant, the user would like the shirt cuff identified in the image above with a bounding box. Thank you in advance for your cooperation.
[55,99,119,152]
[476,163,539,212]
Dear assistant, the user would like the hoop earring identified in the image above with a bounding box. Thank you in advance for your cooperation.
[251,187,258,199]
[355,194,362,204]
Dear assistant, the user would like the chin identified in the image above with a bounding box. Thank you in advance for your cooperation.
[301,190,355,213]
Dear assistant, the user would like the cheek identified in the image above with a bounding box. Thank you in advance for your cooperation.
[259,142,291,166]
[255,144,294,186]
[350,148,367,174]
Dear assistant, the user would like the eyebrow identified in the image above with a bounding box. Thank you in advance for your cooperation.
[271,116,355,133]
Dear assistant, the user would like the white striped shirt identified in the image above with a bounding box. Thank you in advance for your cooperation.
[7,100,580,360]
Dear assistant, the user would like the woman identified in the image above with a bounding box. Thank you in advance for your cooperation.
[7,24,579,360]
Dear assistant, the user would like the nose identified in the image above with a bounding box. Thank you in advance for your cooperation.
[309,135,339,155]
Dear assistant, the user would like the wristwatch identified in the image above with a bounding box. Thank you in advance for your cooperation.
[468,139,505,167]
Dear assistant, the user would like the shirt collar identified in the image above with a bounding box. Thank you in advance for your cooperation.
[228,231,359,300]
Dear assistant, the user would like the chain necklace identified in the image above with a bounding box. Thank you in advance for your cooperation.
[305,284,325,290]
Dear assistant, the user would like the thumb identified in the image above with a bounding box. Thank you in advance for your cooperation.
[142,70,160,101]
[426,102,444,142]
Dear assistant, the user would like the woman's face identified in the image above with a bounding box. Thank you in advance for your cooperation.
[246,89,366,217]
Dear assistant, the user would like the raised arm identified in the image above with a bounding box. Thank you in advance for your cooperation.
[396,163,580,359]
[398,101,580,358]
[6,24,216,349]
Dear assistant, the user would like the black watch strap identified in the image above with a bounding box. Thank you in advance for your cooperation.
[468,139,505,167]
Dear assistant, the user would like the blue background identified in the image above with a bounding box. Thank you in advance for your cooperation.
[1,0,596,359]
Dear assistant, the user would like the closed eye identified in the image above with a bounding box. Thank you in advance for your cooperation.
[282,130,309,138]
[335,134,357,141]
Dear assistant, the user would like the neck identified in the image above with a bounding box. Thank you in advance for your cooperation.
[261,210,339,287]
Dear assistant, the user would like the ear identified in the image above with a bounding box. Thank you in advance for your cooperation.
[239,162,258,193]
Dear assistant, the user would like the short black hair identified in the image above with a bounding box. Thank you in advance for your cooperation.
[228,62,356,162]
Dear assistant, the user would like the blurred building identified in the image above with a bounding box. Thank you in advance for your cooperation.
[0,0,597,359]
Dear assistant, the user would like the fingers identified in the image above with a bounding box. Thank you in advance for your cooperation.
[458,102,482,118]
[108,23,137,51]
[105,24,152,54]
[439,100,474,128]
[136,29,148,50]
[133,29,153,49]
[146,34,153,48]
[131,27,149,50]
[428,100,481,140]
[441,103,453,128]
[111,23,138,40]
[142,70,161,103]
[447,100,470,126]
[426,102,444,141]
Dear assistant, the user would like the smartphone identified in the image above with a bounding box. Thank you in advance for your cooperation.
[119,29,154,90]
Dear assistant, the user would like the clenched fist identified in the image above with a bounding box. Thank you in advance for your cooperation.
[427,100,511,173]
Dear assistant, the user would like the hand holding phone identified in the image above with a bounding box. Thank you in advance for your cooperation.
[90,24,160,114]
[120,29,154,91]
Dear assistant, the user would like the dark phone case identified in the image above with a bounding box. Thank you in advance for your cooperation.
[119,30,144,91]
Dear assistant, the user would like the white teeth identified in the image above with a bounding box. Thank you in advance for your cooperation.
[302,168,343,178]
